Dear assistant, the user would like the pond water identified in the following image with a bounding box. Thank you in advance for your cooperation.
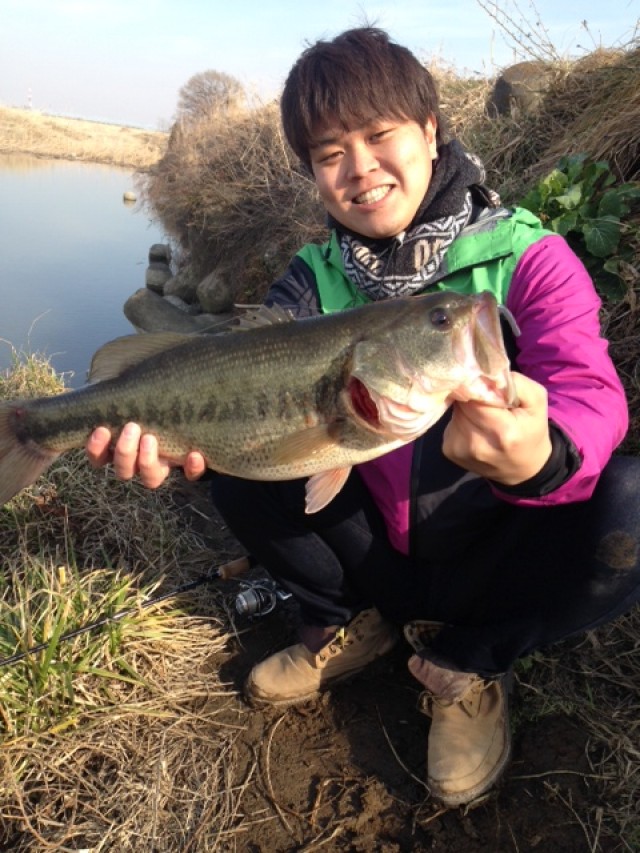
[0,154,166,388]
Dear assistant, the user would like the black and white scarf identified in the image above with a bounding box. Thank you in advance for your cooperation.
[332,141,499,301]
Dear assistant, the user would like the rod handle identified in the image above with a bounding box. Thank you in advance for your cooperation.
[217,555,253,580]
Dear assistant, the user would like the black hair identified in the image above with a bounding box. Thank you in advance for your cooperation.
[281,27,443,171]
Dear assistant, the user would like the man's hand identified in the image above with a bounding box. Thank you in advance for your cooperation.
[442,372,553,486]
[86,423,207,488]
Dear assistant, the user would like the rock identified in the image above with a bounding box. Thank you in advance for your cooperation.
[197,270,235,314]
[164,266,200,304]
[145,261,172,294]
[164,294,201,315]
[124,288,234,334]
[487,61,554,117]
[149,243,172,263]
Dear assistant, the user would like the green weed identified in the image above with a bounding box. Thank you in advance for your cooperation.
[0,558,156,740]
[520,153,640,300]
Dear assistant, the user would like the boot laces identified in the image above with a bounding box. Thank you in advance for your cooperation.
[319,613,371,661]
[418,678,487,719]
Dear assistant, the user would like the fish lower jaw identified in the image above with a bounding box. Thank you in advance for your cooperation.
[375,402,447,440]
[451,372,516,407]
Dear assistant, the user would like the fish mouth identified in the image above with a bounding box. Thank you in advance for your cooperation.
[348,377,380,428]
[353,185,392,205]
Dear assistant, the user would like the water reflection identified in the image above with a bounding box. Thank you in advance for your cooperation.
[0,153,165,388]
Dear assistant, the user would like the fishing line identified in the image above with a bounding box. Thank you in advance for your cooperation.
[0,555,254,669]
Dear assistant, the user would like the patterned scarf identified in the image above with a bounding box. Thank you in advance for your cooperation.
[332,140,499,301]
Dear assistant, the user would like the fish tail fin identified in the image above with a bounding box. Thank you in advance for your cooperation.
[0,403,59,505]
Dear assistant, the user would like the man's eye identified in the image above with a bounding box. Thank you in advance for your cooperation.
[320,151,342,163]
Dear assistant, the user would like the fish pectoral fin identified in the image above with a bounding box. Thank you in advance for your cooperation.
[89,332,195,382]
[269,424,338,465]
[269,424,350,511]
[305,467,352,514]
[234,304,295,331]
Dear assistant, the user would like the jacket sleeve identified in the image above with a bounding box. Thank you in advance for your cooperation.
[263,255,321,317]
[498,234,628,506]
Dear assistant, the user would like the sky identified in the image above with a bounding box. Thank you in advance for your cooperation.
[0,0,637,129]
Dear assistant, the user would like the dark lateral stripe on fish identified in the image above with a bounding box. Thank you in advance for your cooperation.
[0,292,516,513]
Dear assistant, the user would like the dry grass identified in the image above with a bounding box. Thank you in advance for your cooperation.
[602,274,640,456]
[0,106,167,170]
[517,608,640,848]
[0,352,253,851]
[139,103,325,295]
[530,48,640,184]
[444,46,640,203]
[0,621,252,852]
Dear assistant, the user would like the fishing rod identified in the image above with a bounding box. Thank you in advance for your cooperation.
[0,554,286,669]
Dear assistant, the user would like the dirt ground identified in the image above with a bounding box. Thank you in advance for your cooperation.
[170,482,624,853]
[209,615,607,852]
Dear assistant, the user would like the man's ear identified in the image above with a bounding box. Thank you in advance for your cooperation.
[425,116,438,159]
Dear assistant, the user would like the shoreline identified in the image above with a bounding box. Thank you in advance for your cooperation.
[0,106,167,170]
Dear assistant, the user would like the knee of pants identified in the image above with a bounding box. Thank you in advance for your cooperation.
[210,474,307,527]
[209,474,255,524]
[593,457,640,571]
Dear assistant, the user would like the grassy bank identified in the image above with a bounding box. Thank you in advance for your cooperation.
[0,106,167,170]
[1,352,639,850]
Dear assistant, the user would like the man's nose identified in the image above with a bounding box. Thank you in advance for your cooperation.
[346,143,379,179]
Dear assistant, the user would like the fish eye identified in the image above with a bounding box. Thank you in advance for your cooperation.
[429,307,451,330]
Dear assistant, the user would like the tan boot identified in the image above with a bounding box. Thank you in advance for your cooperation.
[404,623,511,807]
[245,608,397,708]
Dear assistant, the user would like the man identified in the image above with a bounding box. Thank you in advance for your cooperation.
[87,28,640,807]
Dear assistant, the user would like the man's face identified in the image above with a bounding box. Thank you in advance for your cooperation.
[309,117,438,240]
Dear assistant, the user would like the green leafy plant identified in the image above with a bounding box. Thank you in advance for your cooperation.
[520,154,640,300]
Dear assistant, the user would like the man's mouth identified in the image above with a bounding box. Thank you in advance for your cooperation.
[353,185,392,205]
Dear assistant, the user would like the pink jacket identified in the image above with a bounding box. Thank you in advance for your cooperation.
[358,235,629,554]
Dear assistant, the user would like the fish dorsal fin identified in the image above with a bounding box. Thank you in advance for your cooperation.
[234,304,294,331]
[89,332,194,382]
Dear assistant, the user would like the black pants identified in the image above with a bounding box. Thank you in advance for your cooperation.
[211,456,640,677]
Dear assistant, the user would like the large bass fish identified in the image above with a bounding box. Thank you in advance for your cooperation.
[0,291,516,513]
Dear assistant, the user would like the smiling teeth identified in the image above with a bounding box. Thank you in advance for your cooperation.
[355,186,391,204]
